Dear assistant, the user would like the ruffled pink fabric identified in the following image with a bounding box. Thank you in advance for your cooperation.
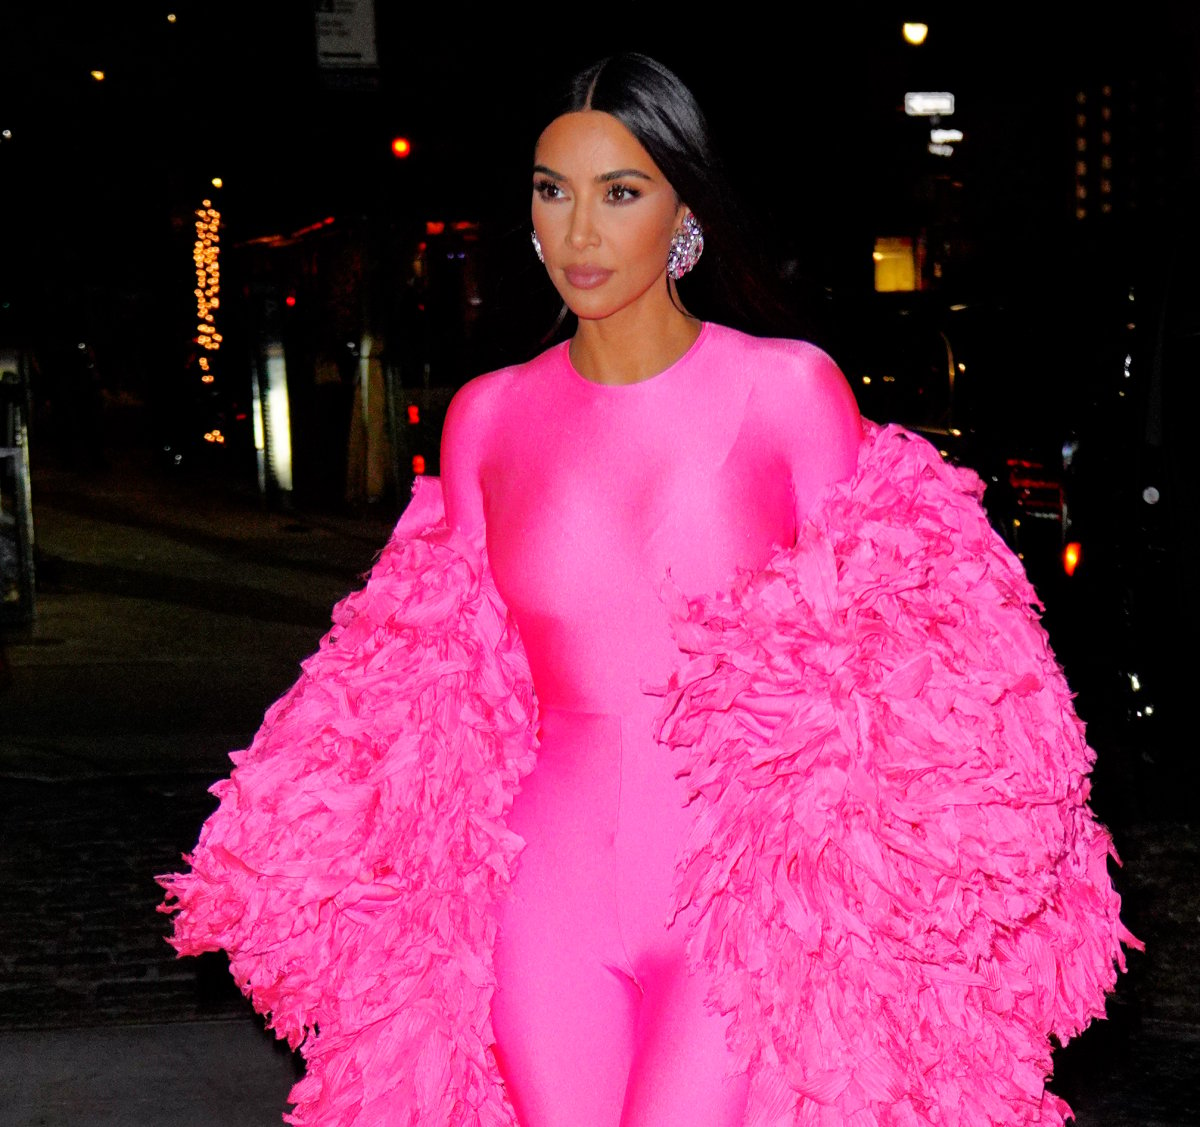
[159,477,536,1125]
[160,425,1135,1126]
[653,422,1139,1126]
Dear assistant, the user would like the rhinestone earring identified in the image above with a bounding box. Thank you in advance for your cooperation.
[531,230,544,264]
[666,212,704,280]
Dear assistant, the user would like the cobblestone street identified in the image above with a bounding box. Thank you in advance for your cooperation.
[1,457,1197,1126]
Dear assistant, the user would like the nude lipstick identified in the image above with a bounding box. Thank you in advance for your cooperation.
[563,265,613,289]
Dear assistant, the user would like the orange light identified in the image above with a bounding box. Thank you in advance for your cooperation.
[407,404,420,424]
[391,136,412,158]
[425,221,445,236]
[1063,541,1082,577]
[201,374,215,383]
[412,454,426,475]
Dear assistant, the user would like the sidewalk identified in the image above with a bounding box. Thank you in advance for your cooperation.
[0,1019,299,1127]
[1,455,395,1125]
[1,453,1196,1125]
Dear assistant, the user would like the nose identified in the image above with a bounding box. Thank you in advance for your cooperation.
[567,199,599,250]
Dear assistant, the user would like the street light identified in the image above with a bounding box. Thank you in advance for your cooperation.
[903,22,928,46]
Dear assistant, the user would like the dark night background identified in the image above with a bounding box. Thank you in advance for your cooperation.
[4,3,1195,771]
[0,6,1198,1125]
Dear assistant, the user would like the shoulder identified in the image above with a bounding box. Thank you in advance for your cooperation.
[440,344,564,534]
[706,324,862,511]
[707,324,860,435]
[443,344,562,453]
[709,324,854,404]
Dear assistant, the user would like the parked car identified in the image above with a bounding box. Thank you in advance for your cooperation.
[822,295,1071,594]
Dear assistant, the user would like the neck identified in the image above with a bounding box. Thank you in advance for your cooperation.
[569,299,700,386]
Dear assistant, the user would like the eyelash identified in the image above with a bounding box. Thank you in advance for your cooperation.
[531,179,642,204]
[605,183,641,204]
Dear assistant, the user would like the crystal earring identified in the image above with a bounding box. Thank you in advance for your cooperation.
[531,230,544,264]
[666,212,704,280]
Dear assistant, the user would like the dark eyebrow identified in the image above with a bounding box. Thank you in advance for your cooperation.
[531,164,654,184]
[597,168,653,183]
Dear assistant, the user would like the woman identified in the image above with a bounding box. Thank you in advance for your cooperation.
[162,55,1134,1127]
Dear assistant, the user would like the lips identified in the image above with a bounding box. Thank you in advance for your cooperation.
[563,265,613,290]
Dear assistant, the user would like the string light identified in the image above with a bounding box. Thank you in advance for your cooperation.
[194,195,222,392]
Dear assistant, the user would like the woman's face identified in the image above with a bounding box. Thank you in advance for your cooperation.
[532,111,687,324]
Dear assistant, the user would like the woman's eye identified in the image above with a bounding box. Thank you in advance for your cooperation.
[606,183,640,203]
[533,179,563,201]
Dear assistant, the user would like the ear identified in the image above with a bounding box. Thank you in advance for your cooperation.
[675,201,691,227]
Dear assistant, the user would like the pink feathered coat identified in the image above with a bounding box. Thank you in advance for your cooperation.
[160,423,1136,1126]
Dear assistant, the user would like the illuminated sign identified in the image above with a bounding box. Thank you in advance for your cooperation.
[905,92,955,116]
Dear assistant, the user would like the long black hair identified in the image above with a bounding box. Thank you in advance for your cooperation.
[552,53,795,337]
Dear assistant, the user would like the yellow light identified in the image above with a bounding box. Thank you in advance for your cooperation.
[902,22,928,45]
[90,70,106,81]
[201,374,214,383]
[211,177,223,188]
[167,12,177,22]
[193,196,222,357]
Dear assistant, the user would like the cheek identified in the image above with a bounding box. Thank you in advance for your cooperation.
[629,215,676,268]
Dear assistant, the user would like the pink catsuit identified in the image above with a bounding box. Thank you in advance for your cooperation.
[440,322,862,1127]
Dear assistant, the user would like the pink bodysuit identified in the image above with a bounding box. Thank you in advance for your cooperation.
[441,322,862,1127]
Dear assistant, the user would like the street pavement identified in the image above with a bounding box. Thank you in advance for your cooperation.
[1,451,1197,1126]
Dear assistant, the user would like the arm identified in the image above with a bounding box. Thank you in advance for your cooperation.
[752,339,862,524]
[439,376,493,537]
[790,345,862,521]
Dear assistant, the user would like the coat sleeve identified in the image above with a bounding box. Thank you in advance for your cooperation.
[654,422,1140,1127]
[158,476,531,1127]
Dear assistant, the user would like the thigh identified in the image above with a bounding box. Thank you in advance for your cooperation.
[492,713,638,1127]
[492,928,640,1127]
[612,716,749,1127]
[620,953,749,1127]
